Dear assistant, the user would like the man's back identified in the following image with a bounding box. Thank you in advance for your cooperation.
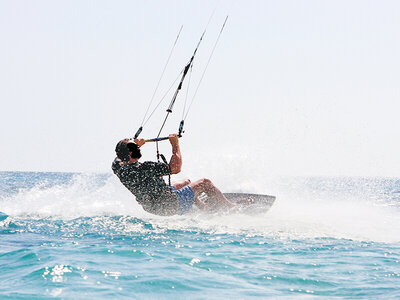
[112,158,179,215]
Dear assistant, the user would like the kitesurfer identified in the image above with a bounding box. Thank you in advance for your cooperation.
[112,134,234,216]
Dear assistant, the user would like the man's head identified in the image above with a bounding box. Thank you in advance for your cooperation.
[115,139,142,162]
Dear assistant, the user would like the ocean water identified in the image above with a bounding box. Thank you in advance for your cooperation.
[0,171,399,299]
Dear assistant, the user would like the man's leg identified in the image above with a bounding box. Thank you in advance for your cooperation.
[172,179,191,190]
[189,178,234,211]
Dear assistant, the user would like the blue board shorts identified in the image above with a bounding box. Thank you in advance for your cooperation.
[171,185,195,215]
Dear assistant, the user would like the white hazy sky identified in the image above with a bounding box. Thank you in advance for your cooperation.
[1,0,399,177]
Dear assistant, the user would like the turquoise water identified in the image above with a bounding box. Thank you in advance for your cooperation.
[1,172,399,299]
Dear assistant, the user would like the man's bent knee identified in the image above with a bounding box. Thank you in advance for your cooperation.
[190,178,210,194]
[200,178,212,186]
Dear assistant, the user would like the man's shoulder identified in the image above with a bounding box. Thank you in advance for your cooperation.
[142,160,169,170]
[112,158,138,175]
[141,161,158,167]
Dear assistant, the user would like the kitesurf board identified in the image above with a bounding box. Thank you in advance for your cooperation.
[224,193,276,213]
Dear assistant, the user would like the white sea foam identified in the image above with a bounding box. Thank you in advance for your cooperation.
[1,173,147,219]
[146,176,400,243]
[1,172,399,243]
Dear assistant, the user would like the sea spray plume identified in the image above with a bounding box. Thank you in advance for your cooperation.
[1,173,399,243]
[143,177,400,243]
[0,173,146,219]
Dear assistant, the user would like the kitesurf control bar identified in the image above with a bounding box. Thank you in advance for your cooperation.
[144,136,172,143]
[144,121,184,143]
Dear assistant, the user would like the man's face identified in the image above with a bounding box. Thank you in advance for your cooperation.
[127,142,141,159]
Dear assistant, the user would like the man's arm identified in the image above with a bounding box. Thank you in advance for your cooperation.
[168,134,182,174]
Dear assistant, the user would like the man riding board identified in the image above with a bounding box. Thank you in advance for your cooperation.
[112,134,234,216]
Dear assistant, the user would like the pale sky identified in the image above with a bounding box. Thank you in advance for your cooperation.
[1,0,399,177]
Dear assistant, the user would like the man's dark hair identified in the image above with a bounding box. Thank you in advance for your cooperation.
[115,139,142,162]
